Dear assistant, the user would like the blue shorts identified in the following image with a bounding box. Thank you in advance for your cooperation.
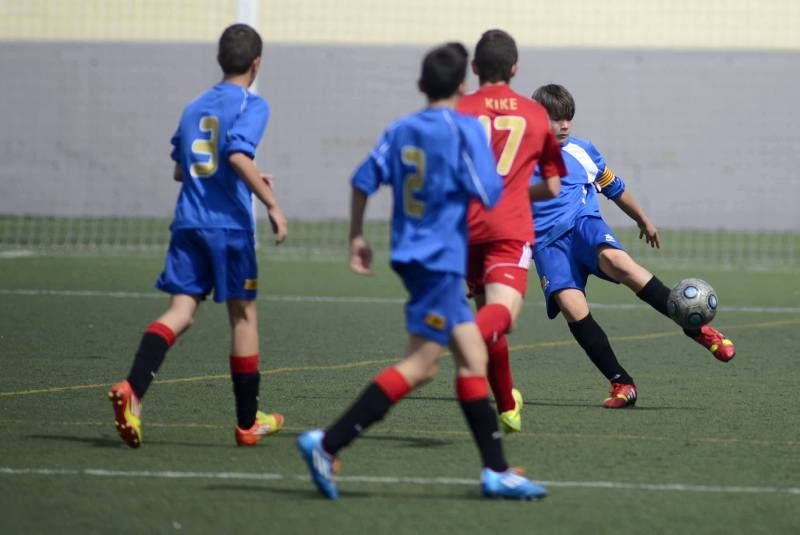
[393,262,473,346]
[156,228,258,303]
[533,216,624,319]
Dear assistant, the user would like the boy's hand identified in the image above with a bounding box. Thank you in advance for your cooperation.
[268,206,288,245]
[349,235,373,276]
[639,219,660,248]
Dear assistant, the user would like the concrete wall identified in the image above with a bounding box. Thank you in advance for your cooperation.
[0,42,798,230]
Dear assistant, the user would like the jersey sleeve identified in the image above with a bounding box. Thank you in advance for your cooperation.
[538,131,567,179]
[587,141,626,200]
[225,96,269,159]
[458,118,502,208]
[351,130,391,196]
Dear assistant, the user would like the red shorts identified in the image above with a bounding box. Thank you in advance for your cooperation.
[466,239,532,297]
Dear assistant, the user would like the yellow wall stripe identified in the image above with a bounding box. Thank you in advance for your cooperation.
[0,0,798,50]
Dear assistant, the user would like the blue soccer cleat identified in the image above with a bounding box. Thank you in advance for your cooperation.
[480,467,548,500]
[297,429,340,499]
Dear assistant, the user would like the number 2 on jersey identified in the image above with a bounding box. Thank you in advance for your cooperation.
[401,146,426,218]
[190,115,219,178]
[478,115,526,176]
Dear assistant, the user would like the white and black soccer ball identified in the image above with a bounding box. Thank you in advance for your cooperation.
[667,278,718,329]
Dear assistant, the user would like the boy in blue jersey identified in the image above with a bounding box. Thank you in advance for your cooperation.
[530,84,736,408]
[297,43,547,501]
[108,24,288,447]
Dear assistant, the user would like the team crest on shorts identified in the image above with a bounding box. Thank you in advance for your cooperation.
[424,312,446,331]
[243,279,258,290]
[540,276,549,290]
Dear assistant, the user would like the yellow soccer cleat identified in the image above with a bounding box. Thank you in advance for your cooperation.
[235,410,284,446]
[498,388,523,434]
[108,380,143,448]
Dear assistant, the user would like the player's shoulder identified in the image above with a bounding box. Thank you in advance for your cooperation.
[245,90,268,108]
[565,135,601,157]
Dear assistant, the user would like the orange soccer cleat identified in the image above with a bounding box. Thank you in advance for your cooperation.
[235,411,284,446]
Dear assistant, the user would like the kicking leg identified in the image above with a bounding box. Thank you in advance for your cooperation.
[599,248,735,361]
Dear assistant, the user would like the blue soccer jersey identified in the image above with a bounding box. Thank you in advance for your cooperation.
[351,107,502,275]
[169,82,269,232]
[531,136,625,250]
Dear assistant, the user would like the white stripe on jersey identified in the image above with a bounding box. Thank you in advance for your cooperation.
[239,87,249,113]
[563,142,599,184]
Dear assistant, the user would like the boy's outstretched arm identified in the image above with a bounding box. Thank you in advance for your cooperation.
[613,189,660,248]
[349,187,373,276]
[229,152,288,244]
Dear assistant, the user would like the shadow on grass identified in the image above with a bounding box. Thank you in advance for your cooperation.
[205,483,483,501]
[26,433,231,449]
[526,400,691,411]
[357,434,453,448]
[407,395,690,411]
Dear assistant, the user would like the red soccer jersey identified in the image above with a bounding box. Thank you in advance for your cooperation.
[457,84,566,244]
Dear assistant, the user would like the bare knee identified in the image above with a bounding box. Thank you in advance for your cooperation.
[554,289,590,323]
[599,248,633,278]
[227,299,257,327]
[159,295,200,334]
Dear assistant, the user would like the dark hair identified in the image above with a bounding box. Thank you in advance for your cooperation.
[418,42,468,101]
[217,23,263,75]
[532,84,575,120]
[473,29,518,83]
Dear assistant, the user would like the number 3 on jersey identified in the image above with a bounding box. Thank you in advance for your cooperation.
[190,115,219,178]
[478,115,526,176]
[402,146,426,218]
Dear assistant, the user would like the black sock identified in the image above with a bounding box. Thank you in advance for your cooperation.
[232,372,260,429]
[569,313,634,384]
[323,383,393,455]
[636,275,671,318]
[127,332,170,399]
[682,326,701,337]
[460,398,508,472]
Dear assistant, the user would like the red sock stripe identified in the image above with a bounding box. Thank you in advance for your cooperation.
[456,375,489,402]
[374,367,411,403]
[475,304,512,343]
[229,354,259,374]
[146,321,176,347]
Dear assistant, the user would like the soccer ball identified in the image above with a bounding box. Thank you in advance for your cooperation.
[667,278,718,329]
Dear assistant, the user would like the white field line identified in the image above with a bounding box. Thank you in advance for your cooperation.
[1,467,798,495]
[0,250,36,259]
[1,288,798,314]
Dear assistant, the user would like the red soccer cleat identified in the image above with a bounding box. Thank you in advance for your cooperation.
[692,324,736,362]
[603,383,637,409]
